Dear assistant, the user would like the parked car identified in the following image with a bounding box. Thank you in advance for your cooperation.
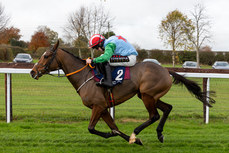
[182,61,198,68]
[212,61,229,69]
[13,53,33,63]
[143,59,161,65]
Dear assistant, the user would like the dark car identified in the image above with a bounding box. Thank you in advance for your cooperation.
[13,53,33,63]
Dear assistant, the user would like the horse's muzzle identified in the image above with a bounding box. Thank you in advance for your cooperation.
[30,70,40,80]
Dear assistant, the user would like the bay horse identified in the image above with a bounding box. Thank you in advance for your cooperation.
[30,41,215,145]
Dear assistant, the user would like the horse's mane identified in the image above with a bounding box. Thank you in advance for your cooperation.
[60,48,85,63]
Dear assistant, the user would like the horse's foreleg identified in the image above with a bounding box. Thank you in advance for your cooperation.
[130,93,160,144]
[156,99,173,143]
[101,109,143,145]
[88,105,117,138]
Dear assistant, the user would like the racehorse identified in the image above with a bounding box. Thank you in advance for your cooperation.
[30,41,215,145]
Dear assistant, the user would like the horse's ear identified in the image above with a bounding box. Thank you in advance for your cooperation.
[52,40,59,52]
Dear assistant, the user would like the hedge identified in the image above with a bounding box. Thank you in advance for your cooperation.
[146,50,229,65]
[0,45,229,66]
[0,47,13,61]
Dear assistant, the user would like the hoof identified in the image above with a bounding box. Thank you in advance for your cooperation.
[129,133,136,144]
[158,135,164,143]
[135,138,143,145]
[129,133,143,145]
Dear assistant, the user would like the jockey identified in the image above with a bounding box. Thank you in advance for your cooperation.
[87,34,138,88]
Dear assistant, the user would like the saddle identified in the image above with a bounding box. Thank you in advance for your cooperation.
[92,55,131,87]
[92,65,130,86]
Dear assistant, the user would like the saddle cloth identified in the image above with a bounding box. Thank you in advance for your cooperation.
[92,66,130,86]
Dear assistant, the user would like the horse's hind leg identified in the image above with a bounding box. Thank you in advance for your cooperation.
[156,99,173,143]
[130,93,160,144]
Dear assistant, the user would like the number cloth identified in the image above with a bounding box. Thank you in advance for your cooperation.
[92,66,130,86]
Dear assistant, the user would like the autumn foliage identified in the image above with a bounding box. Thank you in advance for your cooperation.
[0,27,21,44]
[28,31,50,51]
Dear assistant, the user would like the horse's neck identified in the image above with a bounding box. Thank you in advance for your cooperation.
[57,50,90,87]
[57,50,80,71]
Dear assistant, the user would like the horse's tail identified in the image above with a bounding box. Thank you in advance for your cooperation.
[169,70,215,107]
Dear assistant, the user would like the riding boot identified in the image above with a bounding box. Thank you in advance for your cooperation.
[102,62,113,88]
[96,62,113,88]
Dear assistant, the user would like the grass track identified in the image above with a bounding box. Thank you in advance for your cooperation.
[0,120,228,153]
[0,74,228,152]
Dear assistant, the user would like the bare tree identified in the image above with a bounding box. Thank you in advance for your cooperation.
[64,6,86,43]
[64,5,114,47]
[185,4,211,68]
[0,3,10,32]
[37,25,58,45]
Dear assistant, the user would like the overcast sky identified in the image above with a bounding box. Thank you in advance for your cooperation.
[1,0,229,51]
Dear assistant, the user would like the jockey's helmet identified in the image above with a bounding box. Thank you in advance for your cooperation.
[89,34,105,48]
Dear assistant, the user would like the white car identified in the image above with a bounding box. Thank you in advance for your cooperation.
[143,59,161,65]
[212,61,229,69]
[13,53,33,63]
[182,61,198,68]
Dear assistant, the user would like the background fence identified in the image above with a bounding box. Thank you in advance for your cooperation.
[0,73,91,121]
[0,64,229,124]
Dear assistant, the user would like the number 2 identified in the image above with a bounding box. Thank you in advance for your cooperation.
[115,70,123,81]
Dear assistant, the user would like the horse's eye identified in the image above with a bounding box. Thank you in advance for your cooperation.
[44,55,49,59]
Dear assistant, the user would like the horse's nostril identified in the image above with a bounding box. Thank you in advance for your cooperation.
[30,70,34,75]
[30,70,36,78]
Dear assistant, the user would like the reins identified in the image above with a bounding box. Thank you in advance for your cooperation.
[44,49,96,91]
[65,62,95,77]
[47,58,95,78]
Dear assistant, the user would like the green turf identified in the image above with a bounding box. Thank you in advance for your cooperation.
[0,73,228,152]
[0,119,228,153]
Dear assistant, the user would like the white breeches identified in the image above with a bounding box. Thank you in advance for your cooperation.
[109,55,137,66]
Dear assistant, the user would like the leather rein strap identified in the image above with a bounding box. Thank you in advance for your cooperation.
[65,62,95,77]
[47,53,95,77]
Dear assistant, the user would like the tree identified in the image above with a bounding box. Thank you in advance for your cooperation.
[37,26,58,45]
[28,31,49,51]
[0,3,10,32]
[200,45,212,52]
[64,5,114,58]
[184,4,211,68]
[73,35,88,48]
[159,10,194,67]
[102,31,115,39]
[0,26,21,44]
[10,39,28,48]
[64,5,114,46]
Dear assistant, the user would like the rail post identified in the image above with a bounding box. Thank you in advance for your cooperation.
[5,73,12,123]
[203,78,210,124]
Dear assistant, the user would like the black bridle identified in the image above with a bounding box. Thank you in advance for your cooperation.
[35,47,94,79]
[36,47,63,77]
